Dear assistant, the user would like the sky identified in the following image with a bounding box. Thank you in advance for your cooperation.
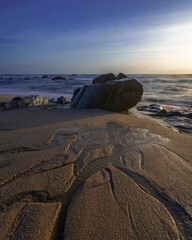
[0,0,192,74]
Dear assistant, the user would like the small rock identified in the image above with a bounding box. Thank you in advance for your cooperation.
[186,113,192,119]
[155,109,167,116]
[11,97,23,101]
[57,96,68,104]
[42,75,48,78]
[52,76,66,80]
[48,98,56,103]
[146,104,163,112]
[137,104,163,112]
[137,105,148,111]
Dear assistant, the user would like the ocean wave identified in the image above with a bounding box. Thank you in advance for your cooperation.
[174,79,192,83]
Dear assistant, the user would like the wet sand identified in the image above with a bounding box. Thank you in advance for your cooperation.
[0,101,192,239]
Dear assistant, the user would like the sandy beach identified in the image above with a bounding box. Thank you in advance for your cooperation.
[0,95,191,240]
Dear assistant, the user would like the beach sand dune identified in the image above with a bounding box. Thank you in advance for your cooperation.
[0,106,192,239]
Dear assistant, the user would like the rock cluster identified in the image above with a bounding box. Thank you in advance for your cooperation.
[137,104,192,119]
[71,73,143,112]
[0,96,49,110]
[137,104,192,133]
[0,95,68,111]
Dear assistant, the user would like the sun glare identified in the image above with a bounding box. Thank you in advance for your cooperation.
[157,21,192,72]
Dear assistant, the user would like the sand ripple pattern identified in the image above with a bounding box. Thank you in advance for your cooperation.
[0,122,192,240]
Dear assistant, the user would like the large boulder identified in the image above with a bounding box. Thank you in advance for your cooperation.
[92,73,115,84]
[71,78,143,112]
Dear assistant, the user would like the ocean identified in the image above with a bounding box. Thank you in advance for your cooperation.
[0,73,191,133]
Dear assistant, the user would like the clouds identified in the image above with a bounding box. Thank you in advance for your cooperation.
[0,1,192,73]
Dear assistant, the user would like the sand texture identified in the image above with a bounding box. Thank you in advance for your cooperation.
[0,107,192,240]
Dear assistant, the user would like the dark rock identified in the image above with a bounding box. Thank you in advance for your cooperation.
[92,73,115,84]
[71,86,88,108]
[186,113,192,119]
[52,76,66,80]
[155,110,192,118]
[56,96,68,104]
[0,101,26,110]
[146,104,163,112]
[137,105,148,111]
[155,109,185,117]
[71,79,143,112]
[71,87,81,102]
[155,109,167,116]
[116,72,128,80]
[42,75,48,78]
[173,125,192,134]
[70,74,78,77]
[0,102,9,111]
[11,97,24,102]
[137,104,163,112]
[164,111,183,117]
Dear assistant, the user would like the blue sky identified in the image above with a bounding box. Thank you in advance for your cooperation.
[1,0,192,73]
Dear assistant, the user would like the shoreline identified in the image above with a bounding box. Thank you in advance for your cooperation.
[1,93,191,134]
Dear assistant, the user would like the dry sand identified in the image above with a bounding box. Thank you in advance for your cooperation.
[0,100,192,240]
